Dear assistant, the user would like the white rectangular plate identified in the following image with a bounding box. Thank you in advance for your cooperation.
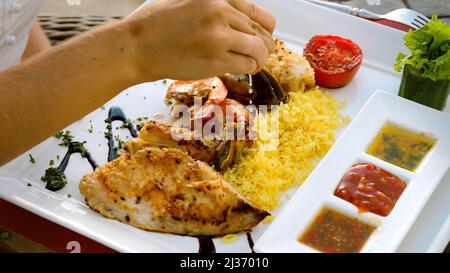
[0,0,449,252]
[255,90,450,253]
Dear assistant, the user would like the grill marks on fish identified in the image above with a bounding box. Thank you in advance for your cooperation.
[79,147,269,237]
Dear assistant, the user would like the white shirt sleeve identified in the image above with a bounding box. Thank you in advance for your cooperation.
[0,0,43,72]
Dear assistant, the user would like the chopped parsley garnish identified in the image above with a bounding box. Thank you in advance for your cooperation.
[41,167,67,191]
[49,160,54,166]
[56,155,60,160]
[55,131,63,138]
[27,183,32,187]
[165,98,174,106]
[55,130,74,147]
[55,130,88,157]
[88,123,94,133]
[67,194,72,198]
[29,154,36,164]
[119,119,133,129]
[384,144,402,161]
[136,116,148,122]
[104,123,113,138]
[71,141,89,158]
[114,135,125,150]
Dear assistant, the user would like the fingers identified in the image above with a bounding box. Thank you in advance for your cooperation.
[227,9,275,54]
[224,52,258,74]
[227,0,276,34]
[228,30,269,70]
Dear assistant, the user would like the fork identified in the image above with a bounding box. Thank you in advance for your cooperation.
[304,0,430,30]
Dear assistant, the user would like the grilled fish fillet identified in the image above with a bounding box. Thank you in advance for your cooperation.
[79,147,268,236]
[125,121,217,164]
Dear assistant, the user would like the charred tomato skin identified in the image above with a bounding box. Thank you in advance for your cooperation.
[304,35,363,89]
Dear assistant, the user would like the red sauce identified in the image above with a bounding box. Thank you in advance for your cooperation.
[334,163,407,216]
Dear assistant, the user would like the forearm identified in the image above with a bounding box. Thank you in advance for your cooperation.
[0,0,276,166]
[0,21,143,165]
[22,20,52,60]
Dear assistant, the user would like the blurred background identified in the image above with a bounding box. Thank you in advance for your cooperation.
[40,0,449,18]
[38,0,449,45]
[39,0,145,44]
[41,0,145,16]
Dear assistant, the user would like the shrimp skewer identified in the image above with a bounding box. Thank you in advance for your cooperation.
[166,77,254,170]
[166,77,227,106]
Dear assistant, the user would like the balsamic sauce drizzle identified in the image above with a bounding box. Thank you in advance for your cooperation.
[105,106,138,162]
[197,233,255,253]
[246,232,255,253]
[58,142,99,172]
[197,237,216,253]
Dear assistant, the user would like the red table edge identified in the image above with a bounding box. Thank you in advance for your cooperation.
[0,19,412,253]
[0,199,115,253]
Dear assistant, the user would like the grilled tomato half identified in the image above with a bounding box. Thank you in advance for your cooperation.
[304,35,363,89]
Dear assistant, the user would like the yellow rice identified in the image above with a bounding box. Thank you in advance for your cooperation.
[222,88,348,211]
[222,234,241,244]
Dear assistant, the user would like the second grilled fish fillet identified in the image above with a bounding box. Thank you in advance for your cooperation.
[79,147,269,236]
[124,121,218,164]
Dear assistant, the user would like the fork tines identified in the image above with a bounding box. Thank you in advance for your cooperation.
[412,15,431,29]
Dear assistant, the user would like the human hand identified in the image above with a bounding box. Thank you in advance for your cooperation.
[124,0,276,81]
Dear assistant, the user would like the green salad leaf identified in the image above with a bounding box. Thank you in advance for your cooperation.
[395,15,450,81]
